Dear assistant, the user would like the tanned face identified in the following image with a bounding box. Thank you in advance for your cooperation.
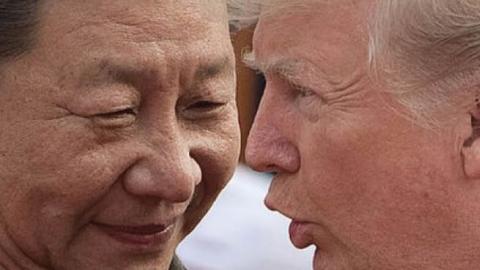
[0,0,239,269]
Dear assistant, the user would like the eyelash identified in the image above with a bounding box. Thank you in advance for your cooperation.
[96,107,137,118]
[264,72,316,99]
[188,100,224,110]
[290,82,315,98]
[91,107,138,129]
[179,99,227,121]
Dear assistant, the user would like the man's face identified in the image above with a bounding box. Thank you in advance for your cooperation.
[246,1,477,269]
[0,0,239,269]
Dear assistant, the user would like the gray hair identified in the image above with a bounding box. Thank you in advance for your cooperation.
[229,0,480,126]
[227,0,261,32]
[371,0,480,126]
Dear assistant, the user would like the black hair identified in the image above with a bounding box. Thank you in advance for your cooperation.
[0,0,39,60]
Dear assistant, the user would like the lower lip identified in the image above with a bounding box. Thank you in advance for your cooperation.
[289,221,312,249]
[93,223,175,249]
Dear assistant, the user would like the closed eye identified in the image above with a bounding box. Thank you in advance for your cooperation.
[187,101,225,111]
[180,99,227,121]
[96,108,137,118]
[93,107,138,128]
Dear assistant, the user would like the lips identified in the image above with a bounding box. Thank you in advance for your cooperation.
[93,221,175,247]
[289,220,314,249]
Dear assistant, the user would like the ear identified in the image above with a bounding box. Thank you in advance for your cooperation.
[462,100,480,179]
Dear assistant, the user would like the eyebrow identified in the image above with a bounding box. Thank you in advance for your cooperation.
[78,56,234,90]
[77,59,140,90]
[194,56,234,82]
[243,51,308,85]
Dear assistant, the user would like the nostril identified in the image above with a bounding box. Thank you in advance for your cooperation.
[264,165,279,174]
[252,163,279,174]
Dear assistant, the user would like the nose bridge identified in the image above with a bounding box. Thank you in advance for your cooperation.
[122,125,201,203]
[246,86,300,173]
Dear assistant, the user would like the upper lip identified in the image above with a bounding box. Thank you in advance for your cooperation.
[92,222,172,235]
[264,196,303,221]
[91,219,177,248]
[265,196,317,248]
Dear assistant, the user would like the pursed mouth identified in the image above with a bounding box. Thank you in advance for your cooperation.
[289,220,315,249]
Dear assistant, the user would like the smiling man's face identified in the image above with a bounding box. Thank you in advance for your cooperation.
[0,0,239,269]
[246,0,480,269]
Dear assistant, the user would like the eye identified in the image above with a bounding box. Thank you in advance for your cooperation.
[289,82,325,121]
[181,99,227,120]
[97,108,137,118]
[92,107,138,128]
[188,100,224,111]
[291,82,316,98]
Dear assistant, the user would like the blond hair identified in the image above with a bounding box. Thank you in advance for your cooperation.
[229,0,480,125]
[370,0,480,125]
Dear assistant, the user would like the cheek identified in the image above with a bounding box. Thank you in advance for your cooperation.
[300,117,464,256]
[182,114,240,233]
[1,120,116,199]
[0,126,112,267]
[0,120,123,245]
[199,110,240,190]
[298,107,428,213]
[206,126,239,190]
[298,117,386,219]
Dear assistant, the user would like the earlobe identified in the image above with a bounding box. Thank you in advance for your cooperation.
[462,104,480,179]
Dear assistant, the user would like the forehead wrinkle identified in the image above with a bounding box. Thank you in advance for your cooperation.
[246,52,331,89]
[245,50,366,96]
[75,49,234,94]
[44,1,212,47]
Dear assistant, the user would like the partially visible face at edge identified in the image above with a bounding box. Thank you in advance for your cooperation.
[246,0,480,269]
[0,0,240,269]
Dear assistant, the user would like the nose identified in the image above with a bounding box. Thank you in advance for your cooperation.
[245,87,300,174]
[122,141,201,203]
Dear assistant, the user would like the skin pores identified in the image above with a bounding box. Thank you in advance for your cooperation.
[0,0,239,269]
[246,1,480,269]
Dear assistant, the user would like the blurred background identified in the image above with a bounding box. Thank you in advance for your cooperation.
[177,28,314,270]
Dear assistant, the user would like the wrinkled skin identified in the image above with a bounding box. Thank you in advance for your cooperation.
[0,0,240,269]
[246,1,480,269]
